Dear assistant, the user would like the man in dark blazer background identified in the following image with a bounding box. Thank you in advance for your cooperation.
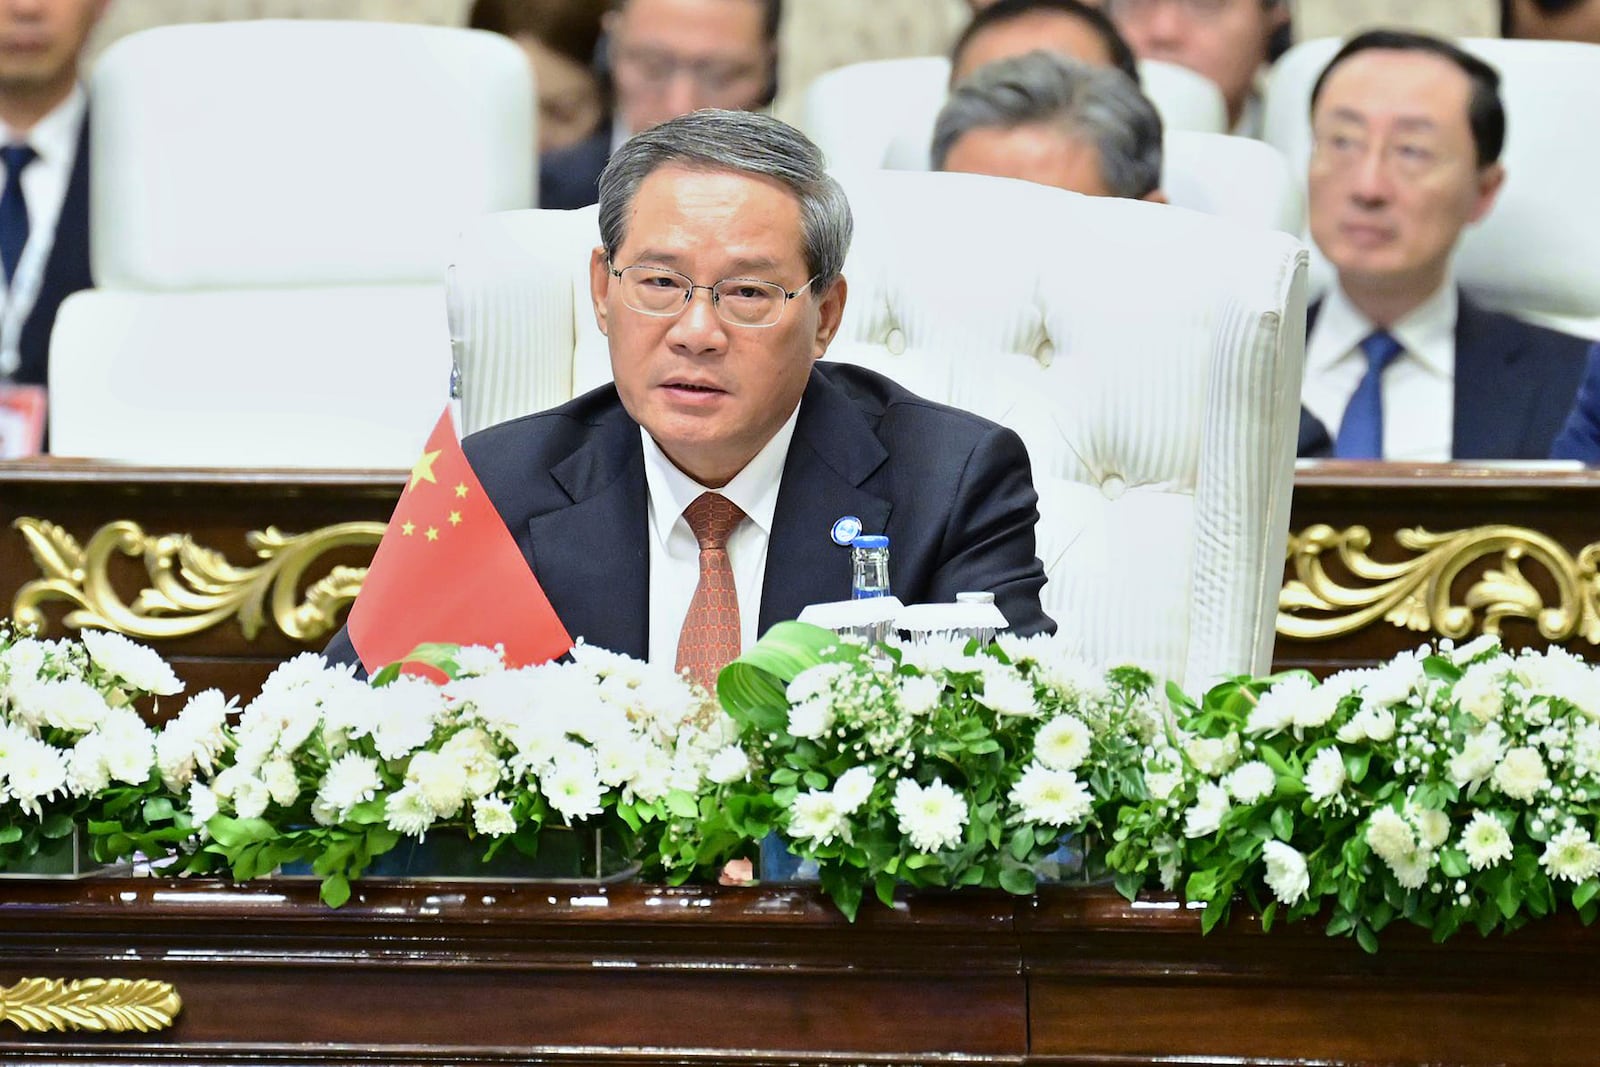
[539,0,779,210]
[0,0,101,401]
[330,110,1053,683]
[1296,29,1588,461]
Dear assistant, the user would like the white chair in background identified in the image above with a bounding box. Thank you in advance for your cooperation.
[801,55,1227,174]
[48,20,535,466]
[446,171,1307,689]
[1263,37,1600,340]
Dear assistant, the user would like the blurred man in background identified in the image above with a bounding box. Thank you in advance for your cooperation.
[951,0,1139,84]
[540,0,778,209]
[1107,0,1287,135]
[0,0,104,444]
[934,50,1165,202]
[1502,0,1600,41]
[470,0,609,158]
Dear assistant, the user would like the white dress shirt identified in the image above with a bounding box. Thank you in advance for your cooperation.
[1302,279,1458,462]
[0,84,85,377]
[641,403,800,667]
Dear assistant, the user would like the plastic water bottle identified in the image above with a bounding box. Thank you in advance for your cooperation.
[850,535,891,599]
[956,590,997,646]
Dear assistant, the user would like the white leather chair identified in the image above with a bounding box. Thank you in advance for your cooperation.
[446,171,1308,688]
[1262,37,1600,340]
[802,55,1227,174]
[48,21,535,466]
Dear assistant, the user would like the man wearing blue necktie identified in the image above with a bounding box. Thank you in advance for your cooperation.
[0,0,103,407]
[1297,30,1589,462]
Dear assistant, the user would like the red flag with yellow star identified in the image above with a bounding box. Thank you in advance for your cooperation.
[347,406,572,674]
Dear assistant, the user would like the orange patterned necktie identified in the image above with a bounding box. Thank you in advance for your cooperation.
[676,492,747,691]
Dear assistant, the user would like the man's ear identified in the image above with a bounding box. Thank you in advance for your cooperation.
[1470,162,1506,225]
[1142,187,1169,205]
[589,246,611,335]
[811,275,848,360]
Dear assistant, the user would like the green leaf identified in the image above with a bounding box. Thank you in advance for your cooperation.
[1355,922,1379,954]
[1574,879,1600,911]
[39,812,74,839]
[1344,749,1372,785]
[1269,806,1294,842]
[874,874,897,909]
[664,790,699,819]
[206,816,279,848]
[1438,849,1469,879]
[718,621,841,731]
[0,826,23,845]
[142,797,175,823]
[1008,826,1036,862]
[802,770,829,791]
[999,866,1037,896]
[321,873,352,908]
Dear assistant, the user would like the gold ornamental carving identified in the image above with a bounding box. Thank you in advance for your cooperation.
[0,977,181,1032]
[11,518,384,642]
[1279,523,1600,644]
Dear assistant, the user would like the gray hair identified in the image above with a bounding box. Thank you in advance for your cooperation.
[596,109,853,288]
[931,50,1163,200]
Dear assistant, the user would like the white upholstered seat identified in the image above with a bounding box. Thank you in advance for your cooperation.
[447,171,1308,688]
[802,55,1227,174]
[48,20,535,466]
[1263,37,1600,340]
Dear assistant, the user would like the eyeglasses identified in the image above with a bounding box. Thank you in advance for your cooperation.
[1310,130,1450,181]
[612,46,765,98]
[609,264,819,328]
[1108,0,1236,19]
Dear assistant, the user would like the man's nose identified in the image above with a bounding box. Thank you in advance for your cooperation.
[666,288,728,353]
[1349,147,1394,204]
[661,71,703,121]
[1143,3,1189,45]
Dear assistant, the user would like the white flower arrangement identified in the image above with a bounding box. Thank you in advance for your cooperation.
[676,621,1169,919]
[1108,637,1600,951]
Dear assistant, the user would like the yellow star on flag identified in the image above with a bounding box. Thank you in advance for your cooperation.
[401,520,415,536]
[454,482,469,499]
[448,511,462,526]
[408,449,442,492]
[425,526,439,542]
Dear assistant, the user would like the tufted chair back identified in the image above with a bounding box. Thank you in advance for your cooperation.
[48,21,534,466]
[802,55,1228,174]
[1263,37,1600,340]
[448,171,1307,688]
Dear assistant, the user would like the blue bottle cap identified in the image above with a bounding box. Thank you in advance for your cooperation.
[852,534,889,550]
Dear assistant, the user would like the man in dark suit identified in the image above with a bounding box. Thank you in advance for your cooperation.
[0,0,101,400]
[540,0,780,209]
[331,110,1052,684]
[1297,29,1589,461]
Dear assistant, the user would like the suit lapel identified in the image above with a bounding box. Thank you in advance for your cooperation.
[525,413,650,659]
[1451,295,1527,460]
[759,369,892,634]
[18,111,91,386]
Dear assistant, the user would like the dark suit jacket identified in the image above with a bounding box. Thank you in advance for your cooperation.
[15,111,92,388]
[326,362,1054,666]
[1550,342,1600,464]
[1298,292,1590,460]
[538,128,610,211]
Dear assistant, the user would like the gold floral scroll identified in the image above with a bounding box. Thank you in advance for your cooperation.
[10,517,384,642]
[1279,523,1600,644]
[0,977,180,1032]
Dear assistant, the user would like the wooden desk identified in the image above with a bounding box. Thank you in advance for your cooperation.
[0,877,1594,1066]
[4,460,1599,695]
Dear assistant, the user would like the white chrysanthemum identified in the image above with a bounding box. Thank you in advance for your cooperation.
[1034,715,1092,772]
[156,689,235,791]
[832,766,876,814]
[1461,810,1514,871]
[895,634,981,676]
[1455,662,1507,724]
[1517,647,1600,718]
[786,699,834,740]
[81,629,183,696]
[1573,723,1600,778]
[0,637,48,686]
[896,675,941,717]
[1145,768,1183,802]
[1291,685,1344,731]
[591,736,647,790]
[1360,653,1425,705]
[453,644,507,678]
[789,789,847,844]
[1385,848,1433,890]
[1304,747,1346,804]
[1449,634,1503,665]
[1366,808,1416,864]
[188,780,219,825]
[1409,806,1451,851]
[1541,825,1600,883]
[1492,746,1548,802]
[406,750,469,819]
[1184,734,1240,778]
[1261,840,1310,904]
[261,757,300,808]
[440,727,504,797]
[1245,676,1313,735]
[231,775,271,820]
[892,778,969,853]
[317,753,383,820]
[1009,762,1092,826]
[1183,782,1231,838]
[543,746,605,823]
[33,678,112,733]
[66,735,111,795]
[471,795,517,836]
[974,667,1039,717]
[385,783,436,838]
[370,676,447,760]
[3,735,68,815]
[96,708,155,785]
[705,745,751,785]
[1224,761,1276,805]
[786,663,849,705]
[1448,723,1507,788]
[1336,706,1396,744]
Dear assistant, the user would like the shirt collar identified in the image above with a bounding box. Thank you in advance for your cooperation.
[1308,276,1458,379]
[641,400,802,545]
[4,83,84,159]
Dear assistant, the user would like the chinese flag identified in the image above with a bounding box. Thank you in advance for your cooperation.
[348,406,572,674]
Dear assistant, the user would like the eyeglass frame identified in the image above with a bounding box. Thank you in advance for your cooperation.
[1107,0,1239,20]
[606,261,822,328]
